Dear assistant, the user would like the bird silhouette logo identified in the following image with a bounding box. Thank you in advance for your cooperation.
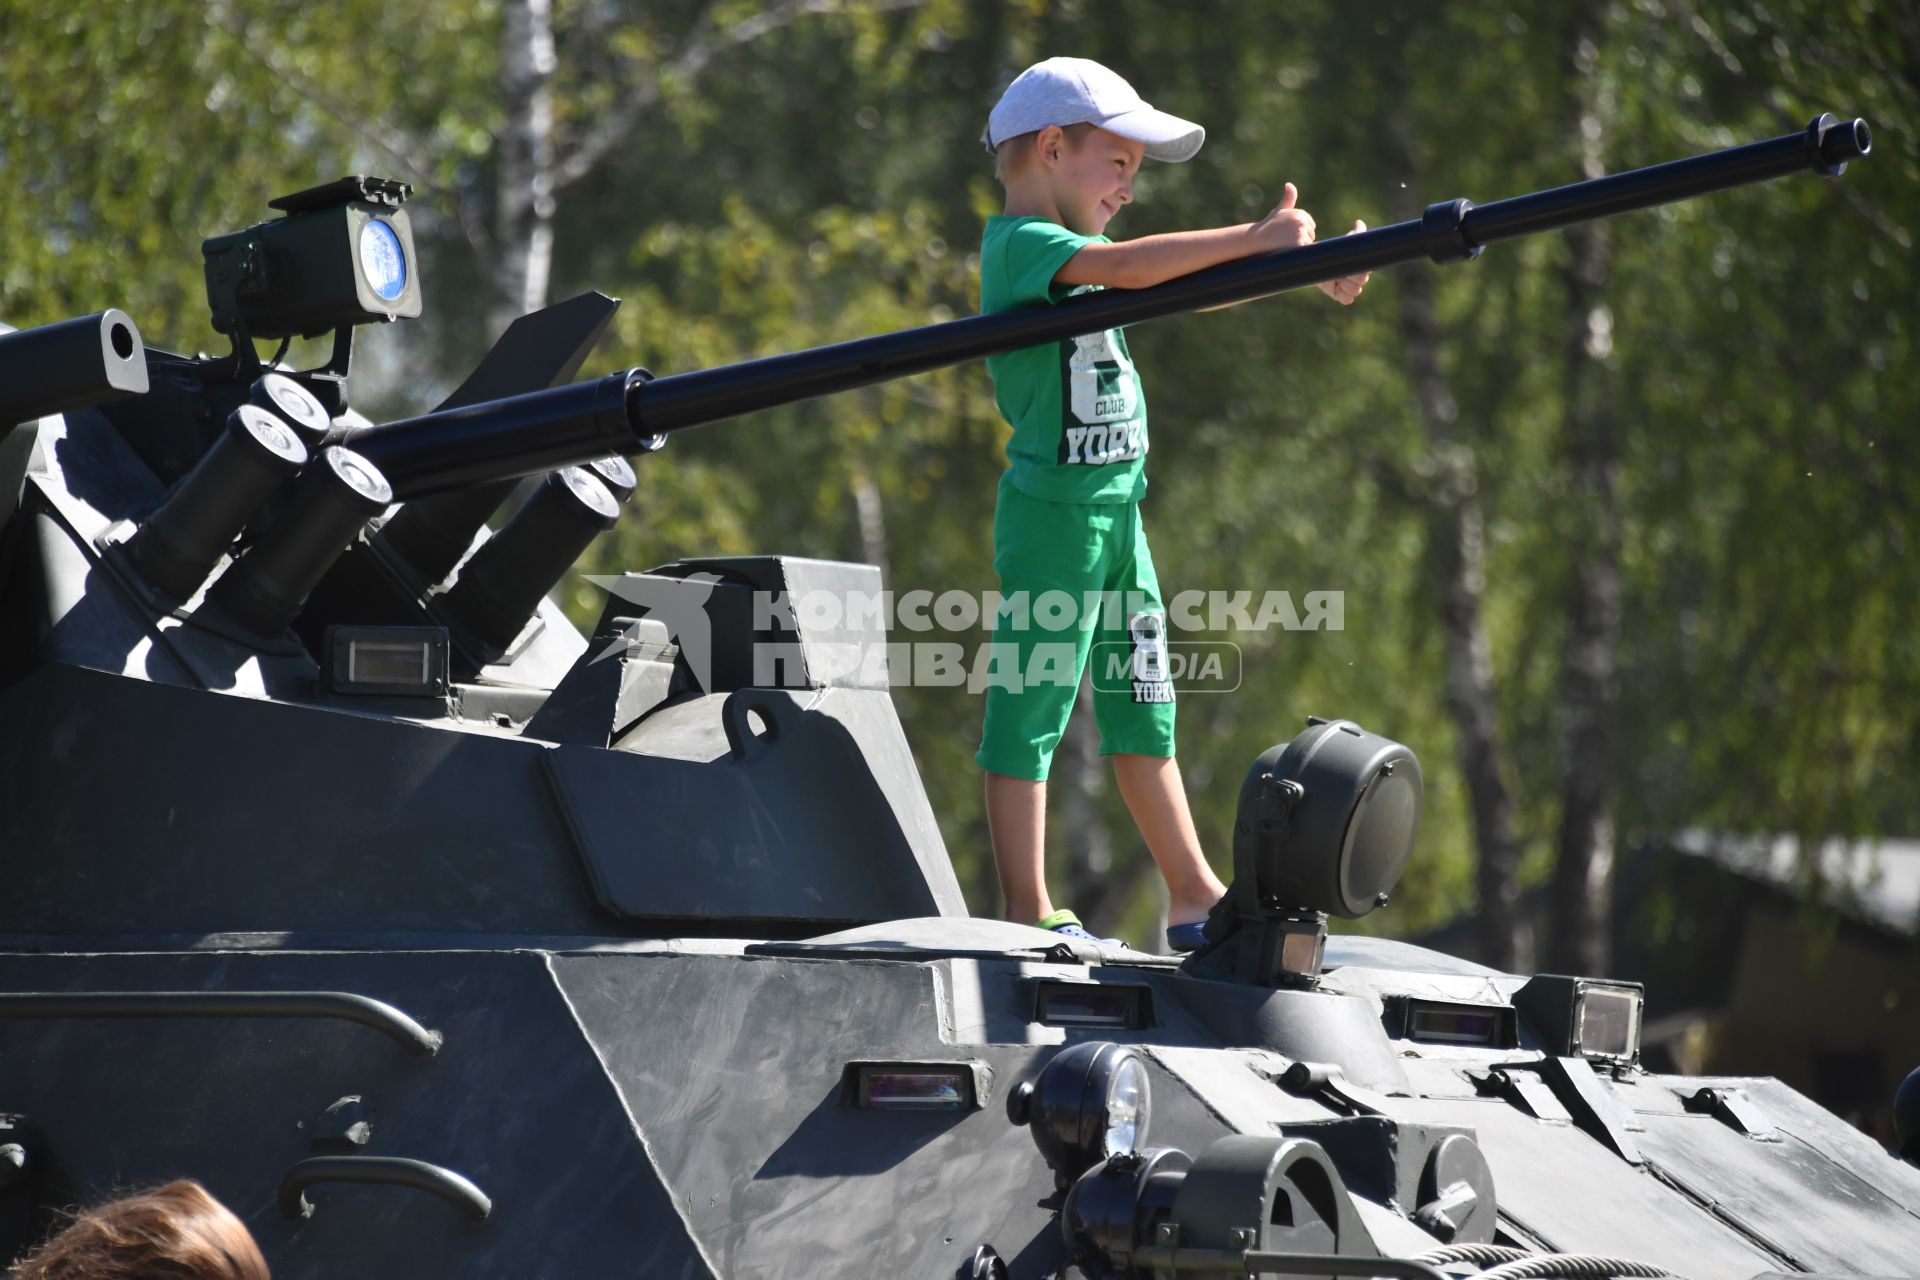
[583,571,722,692]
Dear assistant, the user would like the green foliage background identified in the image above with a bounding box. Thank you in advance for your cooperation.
[3,0,1914,944]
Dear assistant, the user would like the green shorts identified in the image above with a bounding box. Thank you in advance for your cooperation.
[975,473,1177,782]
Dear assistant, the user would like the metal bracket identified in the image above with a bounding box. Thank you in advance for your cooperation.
[1421,199,1483,264]
[1534,1057,1644,1164]
[310,1096,375,1152]
[0,1113,43,1274]
[1038,940,1093,966]
[0,1114,38,1195]
[1152,1221,1180,1280]
[1277,1061,1386,1117]
[1683,1086,1780,1140]
[962,1244,1006,1280]
[1470,1068,1571,1123]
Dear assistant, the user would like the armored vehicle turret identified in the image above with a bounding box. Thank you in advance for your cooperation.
[2,117,1915,1279]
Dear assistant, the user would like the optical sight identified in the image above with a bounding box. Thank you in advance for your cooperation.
[203,176,422,344]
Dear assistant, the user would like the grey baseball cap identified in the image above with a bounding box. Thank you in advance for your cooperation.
[982,57,1205,163]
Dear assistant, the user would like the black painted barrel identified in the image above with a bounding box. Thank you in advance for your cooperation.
[352,114,1870,502]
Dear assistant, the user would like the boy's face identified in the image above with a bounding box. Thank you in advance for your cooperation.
[1043,126,1146,236]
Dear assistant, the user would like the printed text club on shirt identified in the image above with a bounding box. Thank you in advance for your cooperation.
[1061,326,1145,467]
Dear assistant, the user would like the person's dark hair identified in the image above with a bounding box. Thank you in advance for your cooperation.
[7,1180,268,1280]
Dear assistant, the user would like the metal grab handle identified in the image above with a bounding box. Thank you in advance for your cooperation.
[1133,1248,1447,1280]
[1244,1254,1448,1280]
[279,1156,491,1222]
[0,991,441,1057]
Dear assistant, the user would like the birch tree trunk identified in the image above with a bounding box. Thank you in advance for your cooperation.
[1547,18,1623,977]
[1386,125,1530,972]
[1397,275,1532,973]
[487,1,927,344]
[851,464,891,584]
[493,0,556,342]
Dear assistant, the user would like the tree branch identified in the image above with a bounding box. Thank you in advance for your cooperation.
[204,1,495,261]
[1668,0,1910,250]
[554,0,926,192]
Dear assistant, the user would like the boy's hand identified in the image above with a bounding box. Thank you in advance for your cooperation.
[1251,189,1369,304]
[1250,182,1316,252]
[1318,219,1371,306]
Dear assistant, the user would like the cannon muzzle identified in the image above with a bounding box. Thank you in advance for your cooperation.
[354,113,1869,501]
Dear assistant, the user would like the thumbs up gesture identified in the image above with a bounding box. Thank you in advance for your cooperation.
[1243,185,1370,305]
[1252,182,1318,251]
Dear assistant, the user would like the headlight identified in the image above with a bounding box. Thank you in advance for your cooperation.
[1233,718,1421,920]
[1105,1054,1147,1154]
[1009,1042,1153,1183]
[1513,975,1644,1065]
[1896,1065,1920,1165]
[1061,1147,1190,1275]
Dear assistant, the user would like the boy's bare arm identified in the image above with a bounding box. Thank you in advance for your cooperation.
[1196,218,1369,312]
[1059,224,1271,290]
[1057,182,1370,306]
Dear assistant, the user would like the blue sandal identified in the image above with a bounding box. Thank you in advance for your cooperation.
[1167,897,1229,953]
[1165,919,1208,953]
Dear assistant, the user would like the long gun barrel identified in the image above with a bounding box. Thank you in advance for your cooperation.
[356,113,1870,500]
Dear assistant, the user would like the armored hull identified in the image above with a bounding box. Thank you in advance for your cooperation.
[4,115,1917,1278]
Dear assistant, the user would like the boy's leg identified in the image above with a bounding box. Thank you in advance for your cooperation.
[976,477,1103,922]
[1111,754,1227,925]
[984,772,1050,923]
[1091,503,1226,927]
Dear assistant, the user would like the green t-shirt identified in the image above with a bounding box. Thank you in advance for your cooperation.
[980,215,1147,504]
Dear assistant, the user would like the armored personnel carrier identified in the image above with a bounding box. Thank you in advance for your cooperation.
[2,118,1916,1280]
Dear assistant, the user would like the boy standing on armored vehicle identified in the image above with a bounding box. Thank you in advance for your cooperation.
[975,58,1369,947]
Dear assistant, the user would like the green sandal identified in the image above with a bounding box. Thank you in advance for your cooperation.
[1037,909,1124,948]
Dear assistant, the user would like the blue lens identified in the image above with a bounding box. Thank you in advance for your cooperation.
[358,220,408,302]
